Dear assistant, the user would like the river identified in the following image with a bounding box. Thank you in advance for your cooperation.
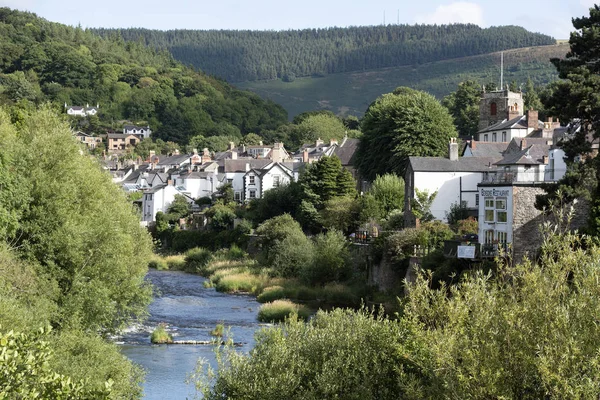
[119,269,262,399]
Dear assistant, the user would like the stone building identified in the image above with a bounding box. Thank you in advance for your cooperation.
[478,88,524,132]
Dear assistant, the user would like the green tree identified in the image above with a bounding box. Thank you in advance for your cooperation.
[320,196,359,234]
[411,189,437,222]
[442,80,480,138]
[291,113,346,147]
[298,155,356,209]
[1,106,153,333]
[356,87,457,180]
[168,194,191,219]
[523,77,542,111]
[369,174,405,218]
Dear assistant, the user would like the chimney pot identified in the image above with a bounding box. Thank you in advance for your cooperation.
[520,139,527,150]
[448,137,459,161]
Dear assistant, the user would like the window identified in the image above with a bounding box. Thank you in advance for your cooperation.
[484,197,495,222]
[497,231,508,244]
[485,230,495,244]
[146,194,153,201]
[549,158,555,180]
[485,198,494,208]
[234,191,241,201]
[495,198,506,210]
[273,175,281,187]
[484,134,489,142]
[475,194,479,206]
[130,139,136,145]
[227,179,233,184]
[502,131,507,142]
[490,102,497,116]
[492,132,497,142]
[249,175,255,185]
[249,190,256,199]
[497,211,507,223]
[485,210,495,222]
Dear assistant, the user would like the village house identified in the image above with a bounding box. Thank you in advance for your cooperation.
[106,133,141,152]
[404,138,500,226]
[123,124,152,139]
[65,103,99,117]
[74,131,103,149]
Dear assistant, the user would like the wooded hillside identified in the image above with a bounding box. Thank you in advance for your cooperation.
[93,25,555,82]
[0,8,287,143]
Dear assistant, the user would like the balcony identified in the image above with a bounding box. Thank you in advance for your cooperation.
[481,171,543,184]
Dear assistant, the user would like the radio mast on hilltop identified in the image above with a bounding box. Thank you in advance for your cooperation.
[500,51,504,90]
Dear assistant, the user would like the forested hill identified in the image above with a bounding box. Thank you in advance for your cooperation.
[0,8,287,143]
[92,25,555,82]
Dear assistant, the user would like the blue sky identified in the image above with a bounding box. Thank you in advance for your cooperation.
[1,0,597,39]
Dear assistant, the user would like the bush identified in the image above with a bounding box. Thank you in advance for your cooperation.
[215,273,268,295]
[257,300,311,323]
[184,247,213,273]
[210,324,225,337]
[383,209,404,230]
[322,283,360,307]
[164,255,185,270]
[148,255,168,270]
[150,324,173,344]
[268,236,314,278]
[302,230,350,285]
[256,286,287,303]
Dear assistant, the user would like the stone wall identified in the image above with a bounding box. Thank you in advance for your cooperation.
[478,90,524,131]
[512,185,546,263]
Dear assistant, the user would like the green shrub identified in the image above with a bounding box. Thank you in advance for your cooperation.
[148,256,168,270]
[322,283,360,307]
[210,323,225,337]
[164,255,185,270]
[302,230,350,285]
[184,247,213,273]
[257,286,287,303]
[150,324,173,344]
[215,273,268,294]
[257,300,311,323]
[295,286,319,302]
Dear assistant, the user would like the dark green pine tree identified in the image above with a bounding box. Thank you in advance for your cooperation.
[298,156,357,208]
[543,5,600,234]
[523,77,542,111]
[442,80,481,138]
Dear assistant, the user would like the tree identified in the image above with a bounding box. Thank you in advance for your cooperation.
[543,5,600,234]
[0,106,153,333]
[356,87,457,180]
[291,113,347,148]
[298,155,356,209]
[168,194,191,219]
[411,189,437,222]
[442,80,480,138]
[523,77,542,111]
[369,174,405,218]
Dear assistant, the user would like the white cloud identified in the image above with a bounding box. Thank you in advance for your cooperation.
[415,2,484,26]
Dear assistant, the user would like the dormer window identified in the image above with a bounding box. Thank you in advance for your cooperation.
[249,175,255,185]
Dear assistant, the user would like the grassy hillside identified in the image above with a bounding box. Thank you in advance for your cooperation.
[237,43,568,118]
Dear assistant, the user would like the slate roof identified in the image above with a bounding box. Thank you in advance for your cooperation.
[504,138,552,155]
[333,138,359,166]
[123,125,149,130]
[496,143,551,166]
[477,115,544,134]
[145,184,167,194]
[157,154,192,166]
[107,133,133,139]
[224,159,271,173]
[408,156,499,173]
[463,142,507,159]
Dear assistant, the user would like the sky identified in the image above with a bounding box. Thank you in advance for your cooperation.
[1,0,597,39]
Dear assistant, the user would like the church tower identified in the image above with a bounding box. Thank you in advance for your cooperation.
[478,87,524,132]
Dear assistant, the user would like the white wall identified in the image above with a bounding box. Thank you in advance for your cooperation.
[478,186,513,245]
[547,149,567,182]
[261,165,292,193]
[414,171,483,222]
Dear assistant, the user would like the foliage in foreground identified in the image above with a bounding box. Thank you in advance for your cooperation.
[197,230,600,399]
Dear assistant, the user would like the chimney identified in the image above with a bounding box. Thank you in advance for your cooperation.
[315,138,324,147]
[448,137,459,161]
[168,179,174,185]
[271,143,284,162]
[242,144,246,154]
[201,148,211,164]
[520,139,527,150]
[245,162,250,172]
[526,109,538,129]
[470,139,476,150]
[173,149,180,156]
[543,155,549,165]
[229,141,235,150]
[231,150,238,160]
[303,149,309,163]
[259,141,263,146]
[192,148,198,155]
[507,107,520,121]
[329,138,338,146]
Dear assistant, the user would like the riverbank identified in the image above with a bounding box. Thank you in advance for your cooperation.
[149,246,373,322]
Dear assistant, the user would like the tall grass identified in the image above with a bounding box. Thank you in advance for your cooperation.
[216,273,269,295]
[150,323,173,344]
[257,300,311,323]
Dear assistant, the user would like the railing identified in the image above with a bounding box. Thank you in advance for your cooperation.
[481,172,544,184]
[481,173,517,184]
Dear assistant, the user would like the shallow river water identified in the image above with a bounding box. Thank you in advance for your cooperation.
[119,270,262,399]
